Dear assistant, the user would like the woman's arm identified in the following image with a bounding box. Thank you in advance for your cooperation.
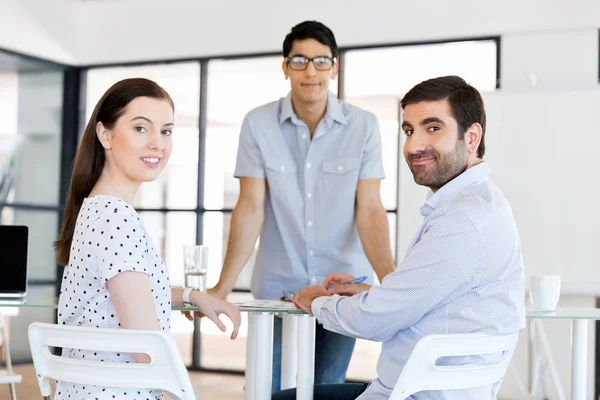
[107,271,161,363]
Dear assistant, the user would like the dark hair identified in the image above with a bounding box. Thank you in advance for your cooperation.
[283,21,339,59]
[55,78,174,266]
[401,75,486,158]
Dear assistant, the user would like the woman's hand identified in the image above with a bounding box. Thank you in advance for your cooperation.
[190,291,241,339]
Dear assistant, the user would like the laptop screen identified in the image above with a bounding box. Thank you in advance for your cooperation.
[0,225,28,294]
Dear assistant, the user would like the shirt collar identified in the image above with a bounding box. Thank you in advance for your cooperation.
[279,91,348,127]
[420,162,491,217]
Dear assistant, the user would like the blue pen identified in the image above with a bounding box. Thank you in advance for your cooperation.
[326,275,368,290]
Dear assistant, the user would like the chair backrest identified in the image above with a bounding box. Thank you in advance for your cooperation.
[389,332,519,400]
[28,322,196,400]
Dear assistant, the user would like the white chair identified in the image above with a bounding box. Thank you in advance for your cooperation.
[0,308,21,400]
[389,332,519,400]
[28,322,196,400]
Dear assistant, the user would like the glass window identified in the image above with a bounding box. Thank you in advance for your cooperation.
[204,56,338,209]
[343,40,498,97]
[85,63,201,210]
[137,211,197,287]
[0,54,64,206]
[202,211,255,291]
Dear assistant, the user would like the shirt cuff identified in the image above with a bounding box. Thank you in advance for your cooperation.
[311,296,330,320]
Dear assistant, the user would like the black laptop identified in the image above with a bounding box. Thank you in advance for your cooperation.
[0,225,28,298]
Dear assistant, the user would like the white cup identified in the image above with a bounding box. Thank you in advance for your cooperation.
[530,274,561,311]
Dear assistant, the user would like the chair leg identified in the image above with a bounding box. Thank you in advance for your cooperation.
[9,381,17,400]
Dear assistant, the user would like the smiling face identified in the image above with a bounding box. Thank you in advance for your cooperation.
[97,96,174,185]
[282,38,338,107]
[402,99,481,191]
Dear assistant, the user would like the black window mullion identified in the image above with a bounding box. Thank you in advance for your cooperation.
[56,67,82,293]
[197,60,209,247]
[337,50,345,100]
[192,60,209,370]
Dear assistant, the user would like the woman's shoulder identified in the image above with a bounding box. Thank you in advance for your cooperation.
[81,195,142,228]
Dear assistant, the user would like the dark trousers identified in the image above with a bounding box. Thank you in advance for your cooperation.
[272,383,370,400]
[271,316,357,392]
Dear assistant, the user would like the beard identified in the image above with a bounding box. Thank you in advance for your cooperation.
[406,139,469,191]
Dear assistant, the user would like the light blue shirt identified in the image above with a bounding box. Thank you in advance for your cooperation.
[312,162,526,400]
[234,91,385,299]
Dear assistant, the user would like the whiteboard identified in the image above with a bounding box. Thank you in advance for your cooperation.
[397,88,600,294]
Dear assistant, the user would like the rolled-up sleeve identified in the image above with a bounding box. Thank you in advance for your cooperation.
[312,211,481,342]
[234,114,265,179]
[358,114,385,180]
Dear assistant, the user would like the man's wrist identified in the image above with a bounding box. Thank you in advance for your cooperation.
[212,282,232,299]
[311,296,329,319]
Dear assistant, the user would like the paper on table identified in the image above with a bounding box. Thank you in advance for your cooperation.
[234,299,299,310]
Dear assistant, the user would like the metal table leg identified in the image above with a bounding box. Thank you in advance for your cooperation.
[296,315,315,400]
[281,314,298,390]
[571,319,587,400]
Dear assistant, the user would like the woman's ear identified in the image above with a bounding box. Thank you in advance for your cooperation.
[96,122,112,149]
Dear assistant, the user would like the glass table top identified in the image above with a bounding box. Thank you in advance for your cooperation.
[0,294,307,314]
[1,291,598,319]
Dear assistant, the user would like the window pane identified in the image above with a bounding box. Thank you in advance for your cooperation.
[344,40,497,97]
[202,211,255,291]
[85,63,201,209]
[388,212,397,261]
[205,56,338,209]
[343,96,399,210]
[0,53,64,206]
[1,207,59,280]
[137,211,197,287]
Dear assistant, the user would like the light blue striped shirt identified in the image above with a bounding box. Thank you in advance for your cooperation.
[234,91,385,299]
[312,162,526,400]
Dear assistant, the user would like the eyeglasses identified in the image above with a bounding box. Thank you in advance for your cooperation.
[285,55,336,71]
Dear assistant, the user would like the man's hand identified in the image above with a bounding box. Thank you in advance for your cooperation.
[328,282,371,296]
[293,285,330,314]
[323,273,357,289]
[323,273,371,296]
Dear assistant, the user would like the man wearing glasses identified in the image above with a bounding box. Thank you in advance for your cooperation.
[210,20,395,391]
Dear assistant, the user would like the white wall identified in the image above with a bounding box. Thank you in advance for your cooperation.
[71,0,600,65]
[0,0,76,64]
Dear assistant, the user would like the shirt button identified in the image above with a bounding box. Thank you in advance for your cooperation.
[280,165,285,172]
[310,277,317,284]
[307,192,312,199]
[306,163,311,169]
[337,165,344,172]
[307,221,313,227]
[302,134,307,139]
[309,250,314,256]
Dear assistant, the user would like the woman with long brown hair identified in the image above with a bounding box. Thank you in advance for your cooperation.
[55,78,240,400]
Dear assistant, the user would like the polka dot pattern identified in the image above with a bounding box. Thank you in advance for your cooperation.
[56,195,171,399]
